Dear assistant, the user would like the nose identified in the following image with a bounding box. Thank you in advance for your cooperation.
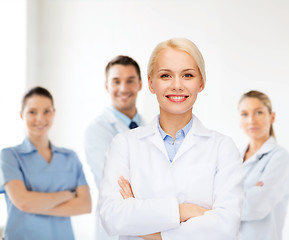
[119,82,129,92]
[36,113,44,122]
[171,77,183,91]
[248,114,256,123]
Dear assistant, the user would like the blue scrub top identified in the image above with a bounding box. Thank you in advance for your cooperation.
[0,138,88,240]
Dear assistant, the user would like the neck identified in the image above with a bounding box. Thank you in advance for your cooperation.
[115,106,137,119]
[159,109,192,140]
[28,134,50,151]
[244,136,270,161]
[249,136,270,152]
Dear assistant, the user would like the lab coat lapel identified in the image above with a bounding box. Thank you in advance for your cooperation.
[139,117,169,159]
[174,115,211,162]
[243,137,277,166]
[256,137,277,157]
[104,108,128,133]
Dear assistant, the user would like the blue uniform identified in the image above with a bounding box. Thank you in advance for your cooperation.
[0,138,87,240]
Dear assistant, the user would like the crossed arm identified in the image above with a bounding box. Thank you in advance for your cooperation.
[5,179,91,216]
[118,176,209,240]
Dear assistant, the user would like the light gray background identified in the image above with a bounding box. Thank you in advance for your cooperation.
[1,0,289,239]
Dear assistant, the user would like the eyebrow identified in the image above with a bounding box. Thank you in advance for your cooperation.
[240,107,265,112]
[127,76,137,79]
[182,68,196,72]
[157,68,196,72]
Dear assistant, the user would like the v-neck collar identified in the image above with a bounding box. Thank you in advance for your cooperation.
[242,137,277,165]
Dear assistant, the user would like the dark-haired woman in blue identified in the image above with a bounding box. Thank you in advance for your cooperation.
[0,87,91,240]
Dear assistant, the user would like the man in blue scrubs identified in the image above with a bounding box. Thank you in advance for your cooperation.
[84,55,145,240]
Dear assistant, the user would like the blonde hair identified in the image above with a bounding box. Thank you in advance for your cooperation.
[147,38,206,87]
[239,90,275,138]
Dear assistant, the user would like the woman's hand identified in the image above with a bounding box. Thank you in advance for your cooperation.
[179,203,210,222]
[256,181,264,187]
[139,233,162,240]
[118,176,135,199]
[118,177,162,239]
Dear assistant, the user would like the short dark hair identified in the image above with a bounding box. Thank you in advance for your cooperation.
[105,55,141,81]
[21,86,54,112]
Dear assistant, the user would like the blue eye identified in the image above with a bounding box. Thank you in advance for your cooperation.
[161,74,170,78]
[184,73,193,78]
[256,111,263,115]
[241,113,247,117]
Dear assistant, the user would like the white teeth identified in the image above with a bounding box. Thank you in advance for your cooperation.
[169,96,186,100]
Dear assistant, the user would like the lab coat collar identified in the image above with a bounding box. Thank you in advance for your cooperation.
[137,114,212,162]
[174,114,212,161]
[189,114,212,137]
[104,107,128,133]
[137,116,168,158]
[137,114,211,138]
[242,137,277,165]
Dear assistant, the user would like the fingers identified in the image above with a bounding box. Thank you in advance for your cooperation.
[118,176,135,199]
[256,181,264,187]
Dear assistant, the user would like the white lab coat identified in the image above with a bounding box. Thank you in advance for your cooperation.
[240,137,289,240]
[85,107,145,240]
[98,115,244,240]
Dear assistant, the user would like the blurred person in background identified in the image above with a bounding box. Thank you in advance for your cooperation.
[0,86,91,240]
[85,55,145,240]
[238,90,289,240]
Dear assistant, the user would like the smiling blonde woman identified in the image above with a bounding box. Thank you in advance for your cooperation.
[98,38,244,240]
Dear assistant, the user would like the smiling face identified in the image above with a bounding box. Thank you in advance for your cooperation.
[239,97,275,142]
[148,48,204,118]
[21,95,55,139]
[106,64,142,118]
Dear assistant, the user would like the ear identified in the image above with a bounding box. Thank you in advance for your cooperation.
[105,81,109,92]
[271,112,275,124]
[198,79,204,93]
[138,79,142,91]
[20,112,23,120]
[148,76,155,94]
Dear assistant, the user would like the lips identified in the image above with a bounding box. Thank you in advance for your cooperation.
[34,125,47,130]
[166,95,188,103]
[248,127,259,132]
[118,94,133,101]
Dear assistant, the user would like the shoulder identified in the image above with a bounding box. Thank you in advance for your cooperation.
[192,115,237,147]
[119,120,156,140]
[51,145,77,158]
[138,113,147,126]
[86,109,118,134]
[108,125,151,150]
[270,144,289,162]
[52,146,83,168]
[1,145,21,158]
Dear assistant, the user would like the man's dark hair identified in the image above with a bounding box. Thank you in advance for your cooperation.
[105,55,141,81]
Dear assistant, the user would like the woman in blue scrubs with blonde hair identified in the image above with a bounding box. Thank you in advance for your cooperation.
[0,87,91,240]
[238,90,289,240]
